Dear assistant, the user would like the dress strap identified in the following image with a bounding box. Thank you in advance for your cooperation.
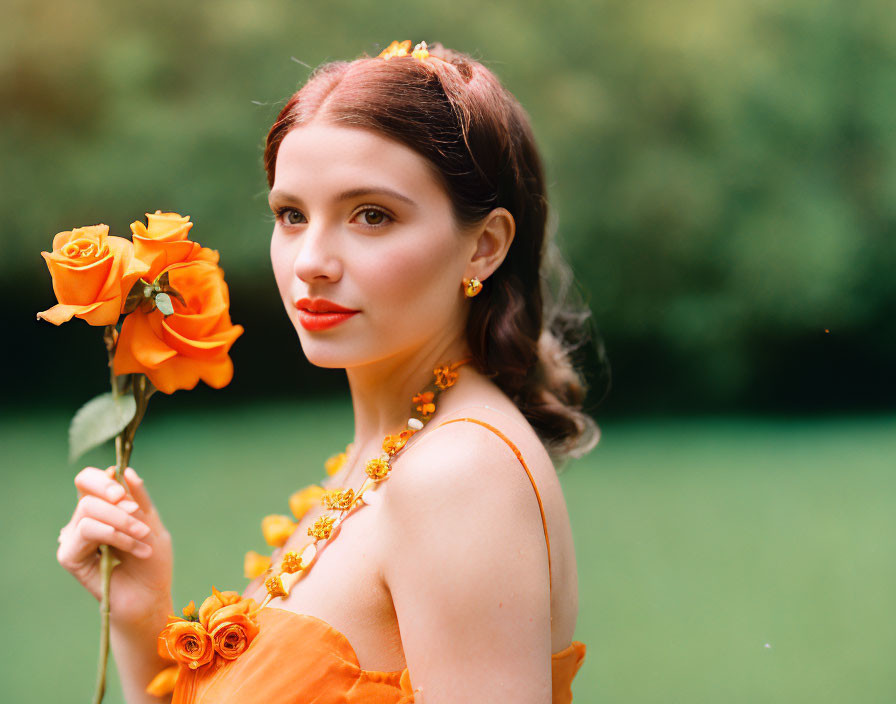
[435,417,553,596]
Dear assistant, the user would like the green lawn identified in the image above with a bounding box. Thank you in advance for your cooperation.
[3,402,893,703]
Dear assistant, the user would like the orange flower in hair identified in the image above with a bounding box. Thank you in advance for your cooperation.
[378,40,412,60]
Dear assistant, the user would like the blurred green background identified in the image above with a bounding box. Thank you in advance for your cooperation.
[3,0,894,701]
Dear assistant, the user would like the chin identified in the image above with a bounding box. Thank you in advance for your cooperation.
[295,333,371,370]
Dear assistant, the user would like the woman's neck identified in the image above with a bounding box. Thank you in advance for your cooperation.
[344,333,472,460]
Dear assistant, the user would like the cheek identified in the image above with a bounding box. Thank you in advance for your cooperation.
[357,236,459,327]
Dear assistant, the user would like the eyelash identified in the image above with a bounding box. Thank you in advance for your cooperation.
[273,206,393,229]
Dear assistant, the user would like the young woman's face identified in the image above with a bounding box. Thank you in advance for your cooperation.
[269,121,475,370]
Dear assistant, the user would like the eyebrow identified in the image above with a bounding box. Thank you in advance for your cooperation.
[268,187,417,208]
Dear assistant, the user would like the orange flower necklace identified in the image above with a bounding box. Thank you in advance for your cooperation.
[147,356,472,697]
[249,356,472,606]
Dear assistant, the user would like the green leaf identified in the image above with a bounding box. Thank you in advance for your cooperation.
[155,292,174,316]
[122,279,151,315]
[68,391,137,463]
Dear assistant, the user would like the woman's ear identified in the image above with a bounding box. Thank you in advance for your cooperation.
[466,207,515,281]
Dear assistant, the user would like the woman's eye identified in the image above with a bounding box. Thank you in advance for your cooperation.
[274,206,391,228]
[354,208,392,227]
[278,208,305,225]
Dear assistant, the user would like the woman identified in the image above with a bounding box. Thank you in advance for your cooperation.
[56,40,600,703]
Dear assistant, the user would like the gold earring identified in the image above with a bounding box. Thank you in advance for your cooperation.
[462,277,482,297]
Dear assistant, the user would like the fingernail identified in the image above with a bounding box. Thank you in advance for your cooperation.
[119,500,140,514]
[131,521,151,539]
[134,543,152,559]
[106,485,125,502]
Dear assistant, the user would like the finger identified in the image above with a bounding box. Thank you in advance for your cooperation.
[75,495,151,542]
[122,466,156,517]
[72,517,153,563]
[74,466,126,503]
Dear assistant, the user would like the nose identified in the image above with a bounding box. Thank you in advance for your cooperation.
[293,222,343,284]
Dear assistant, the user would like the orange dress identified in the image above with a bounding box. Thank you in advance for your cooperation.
[166,418,586,703]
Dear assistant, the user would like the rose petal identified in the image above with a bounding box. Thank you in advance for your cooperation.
[145,665,178,696]
[44,249,113,306]
[35,300,105,326]
[113,309,178,373]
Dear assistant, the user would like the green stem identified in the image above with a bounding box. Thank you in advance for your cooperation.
[92,328,155,703]
[93,545,121,704]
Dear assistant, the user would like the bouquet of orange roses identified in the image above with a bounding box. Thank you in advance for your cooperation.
[37,211,243,703]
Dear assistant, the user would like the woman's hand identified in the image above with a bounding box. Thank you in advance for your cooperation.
[57,465,174,630]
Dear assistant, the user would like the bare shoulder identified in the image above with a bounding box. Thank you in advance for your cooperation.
[377,413,555,700]
[380,404,580,655]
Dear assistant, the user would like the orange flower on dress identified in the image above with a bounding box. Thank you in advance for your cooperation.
[157,619,214,670]
[197,587,247,629]
[289,484,328,520]
[209,611,259,661]
[324,450,347,476]
[412,391,435,416]
[244,550,272,579]
[129,210,219,283]
[204,597,260,663]
[112,259,244,394]
[36,224,150,326]
[182,600,197,620]
[261,514,296,547]
[145,664,179,696]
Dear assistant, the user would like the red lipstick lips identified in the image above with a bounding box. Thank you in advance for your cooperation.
[294,298,359,331]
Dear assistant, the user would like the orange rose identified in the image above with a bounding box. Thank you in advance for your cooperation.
[196,589,260,662]
[209,612,260,661]
[112,259,243,394]
[130,211,219,282]
[36,224,150,326]
[197,587,246,630]
[157,619,214,670]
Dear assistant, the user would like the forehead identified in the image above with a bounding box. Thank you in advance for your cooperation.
[272,122,440,198]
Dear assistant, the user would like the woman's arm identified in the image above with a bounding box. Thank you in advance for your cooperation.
[381,422,553,703]
[111,602,175,704]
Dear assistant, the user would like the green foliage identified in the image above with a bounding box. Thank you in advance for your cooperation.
[68,390,137,462]
[5,0,894,408]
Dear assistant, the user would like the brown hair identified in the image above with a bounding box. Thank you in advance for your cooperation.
[263,42,605,464]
